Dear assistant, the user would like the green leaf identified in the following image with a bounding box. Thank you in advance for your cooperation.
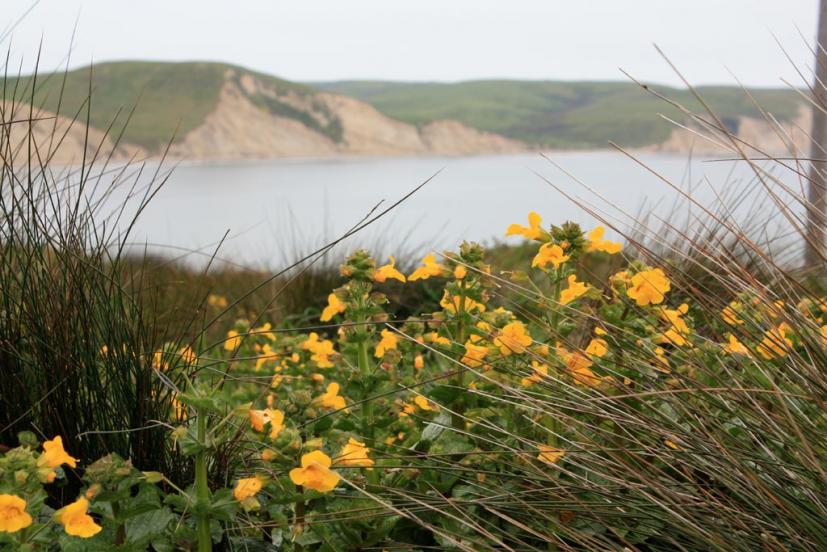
[125,508,175,546]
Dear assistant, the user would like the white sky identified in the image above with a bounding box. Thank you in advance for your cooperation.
[2,0,820,87]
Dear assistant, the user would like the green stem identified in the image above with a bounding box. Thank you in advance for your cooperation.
[453,280,468,430]
[550,268,563,331]
[195,406,212,552]
[358,339,373,437]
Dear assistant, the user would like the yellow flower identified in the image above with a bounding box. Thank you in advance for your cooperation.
[657,303,691,346]
[531,243,570,270]
[289,450,340,493]
[627,268,671,306]
[233,476,263,501]
[207,294,228,308]
[374,256,406,283]
[38,436,78,470]
[722,301,744,325]
[439,291,486,314]
[585,226,622,254]
[249,408,285,439]
[0,495,32,533]
[506,211,543,240]
[414,354,424,370]
[723,334,750,356]
[461,341,489,367]
[413,395,434,411]
[179,345,197,365]
[85,484,102,500]
[320,293,346,322]
[537,445,565,465]
[251,322,276,340]
[56,498,102,538]
[408,253,446,281]
[559,275,589,306]
[316,383,347,411]
[653,346,670,372]
[224,330,241,351]
[453,265,468,280]
[337,437,374,468]
[151,350,168,370]
[375,329,399,358]
[494,321,533,356]
[302,333,336,368]
[521,361,549,386]
[254,343,278,371]
[557,347,601,386]
[424,331,451,345]
[585,338,608,357]
[756,324,793,359]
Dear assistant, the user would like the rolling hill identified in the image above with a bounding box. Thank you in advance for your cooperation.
[2,61,522,163]
[2,61,809,163]
[312,80,806,149]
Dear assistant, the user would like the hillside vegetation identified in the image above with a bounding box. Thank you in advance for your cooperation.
[312,80,805,148]
[5,61,333,151]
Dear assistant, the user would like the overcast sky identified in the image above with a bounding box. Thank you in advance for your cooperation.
[2,0,820,87]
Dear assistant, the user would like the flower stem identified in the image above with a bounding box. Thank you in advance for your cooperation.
[358,339,373,437]
[195,406,212,552]
[453,280,468,430]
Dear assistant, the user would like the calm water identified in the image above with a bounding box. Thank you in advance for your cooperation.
[113,151,776,268]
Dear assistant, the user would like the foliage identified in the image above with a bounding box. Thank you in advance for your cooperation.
[313,79,804,147]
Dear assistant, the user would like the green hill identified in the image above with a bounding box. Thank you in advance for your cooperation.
[5,61,335,151]
[311,80,805,148]
[4,61,806,153]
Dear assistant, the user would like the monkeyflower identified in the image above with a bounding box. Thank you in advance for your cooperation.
[506,211,544,241]
[557,346,601,386]
[0,495,32,533]
[38,436,78,470]
[233,476,264,502]
[494,321,533,356]
[55,498,102,538]
[408,253,446,281]
[585,337,608,357]
[722,301,745,325]
[375,329,399,358]
[178,345,197,365]
[315,382,347,411]
[627,268,671,306]
[723,334,750,356]
[531,243,570,270]
[658,303,691,346]
[536,445,565,465]
[756,323,793,359]
[224,330,242,351]
[337,438,374,469]
[289,450,340,493]
[320,293,346,322]
[249,408,285,439]
[301,333,336,368]
[439,291,486,314]
[559,275,590,306]
[461,341,489,368]
[585,226,622,254]
[373,256,406,283]
[521,361,549,386]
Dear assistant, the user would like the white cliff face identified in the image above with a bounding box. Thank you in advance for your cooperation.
[649,106,812,156]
